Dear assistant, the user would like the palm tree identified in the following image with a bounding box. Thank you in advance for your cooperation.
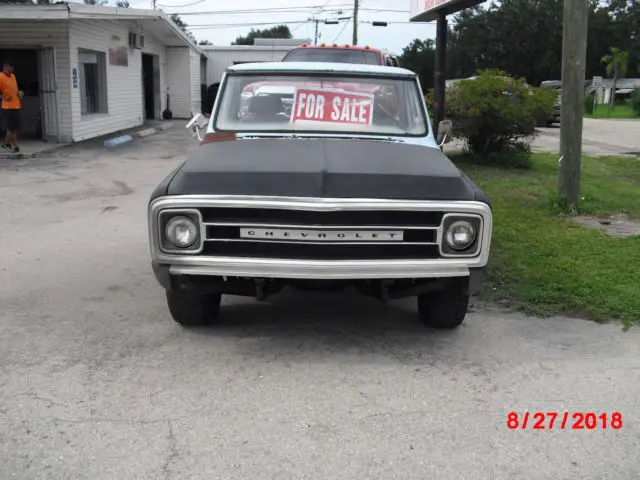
[601,47,628,112]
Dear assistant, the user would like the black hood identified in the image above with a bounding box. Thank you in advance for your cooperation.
[165,138,483,202]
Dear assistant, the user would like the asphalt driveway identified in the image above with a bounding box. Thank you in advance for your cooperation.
[1,126,639,479]
[533,118,640,156]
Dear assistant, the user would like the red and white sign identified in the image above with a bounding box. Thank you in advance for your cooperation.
[291,88,374,126]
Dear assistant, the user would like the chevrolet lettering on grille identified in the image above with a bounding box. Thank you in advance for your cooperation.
[239,228,404,242]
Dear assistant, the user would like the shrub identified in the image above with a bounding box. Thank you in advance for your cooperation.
[444,70,555,158]
[631,88,640,117]
[584,91,596,115]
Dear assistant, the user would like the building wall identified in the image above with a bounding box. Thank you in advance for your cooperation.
[68,19,168,142]
[189,49,201,116]
[166,47,191,119]
[202,47,293,84]
[0,20,73,142]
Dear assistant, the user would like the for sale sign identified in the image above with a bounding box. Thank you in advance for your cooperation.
[291,88,374,126]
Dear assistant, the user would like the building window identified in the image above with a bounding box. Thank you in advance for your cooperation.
[78,50,108,115]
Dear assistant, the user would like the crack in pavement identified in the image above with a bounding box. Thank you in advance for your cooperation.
[162,419,179,480]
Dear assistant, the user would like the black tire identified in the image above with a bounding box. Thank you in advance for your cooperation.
[417,283,469,329]
[166,291,221,326]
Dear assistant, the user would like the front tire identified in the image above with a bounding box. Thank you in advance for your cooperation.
[166,291,221,326]
[417,282,469,329]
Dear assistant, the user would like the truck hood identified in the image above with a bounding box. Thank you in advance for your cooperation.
[166,138,478,201]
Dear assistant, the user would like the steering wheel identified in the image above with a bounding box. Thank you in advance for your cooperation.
[373,102,403,130]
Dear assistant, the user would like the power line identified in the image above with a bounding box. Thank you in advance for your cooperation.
[188,20,432,30]
[167,5,353,14]
[332,18,351,43]
[167,6,407,15]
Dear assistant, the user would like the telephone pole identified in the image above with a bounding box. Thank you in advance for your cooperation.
[352,0,359,44]
[558,0,589,208]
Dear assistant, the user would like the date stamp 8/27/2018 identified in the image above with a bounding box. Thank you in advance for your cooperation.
[507,412,623,430]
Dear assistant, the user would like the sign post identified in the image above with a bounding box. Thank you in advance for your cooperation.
[410,0,487,136]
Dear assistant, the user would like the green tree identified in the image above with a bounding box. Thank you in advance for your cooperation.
[233,25,292,45]
[398,39,435,91]
[199,40,213,46]
[170,14,196,43]
[116,0,130,7]
[436,0,638,86]
[601,47,629,111]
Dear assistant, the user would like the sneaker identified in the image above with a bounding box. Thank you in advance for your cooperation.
[11,146,19,153]
[0,143,9,151]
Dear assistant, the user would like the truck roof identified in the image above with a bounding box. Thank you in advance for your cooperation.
[226,61,415,77]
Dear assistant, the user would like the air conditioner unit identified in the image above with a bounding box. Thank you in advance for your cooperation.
[129,32,145,50]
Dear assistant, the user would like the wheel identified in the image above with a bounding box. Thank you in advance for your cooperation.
[417,282,469,329]
[166,291,221,326]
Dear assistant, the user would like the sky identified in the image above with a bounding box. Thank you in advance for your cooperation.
[127,0,439,54]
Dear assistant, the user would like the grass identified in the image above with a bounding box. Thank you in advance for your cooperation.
[454,153,640,328]
[585,103,638,119]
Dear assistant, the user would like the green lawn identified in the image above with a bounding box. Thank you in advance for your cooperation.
[586,103,637,119]
[455,153,640,327]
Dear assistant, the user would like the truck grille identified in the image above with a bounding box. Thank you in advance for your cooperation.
[200,208,443,260]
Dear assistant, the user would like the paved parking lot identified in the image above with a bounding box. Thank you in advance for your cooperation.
[533,118,640,156]
[1,126,639,479]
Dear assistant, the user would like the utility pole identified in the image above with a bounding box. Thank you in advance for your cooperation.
[558,0,589,208]
[313,18,319,45]
[433,12,447,138]
[352,0,359,45]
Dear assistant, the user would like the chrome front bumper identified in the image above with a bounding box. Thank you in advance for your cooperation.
[149,195,493,280]
[168,258,472,279]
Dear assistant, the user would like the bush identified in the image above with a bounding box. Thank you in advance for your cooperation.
[584,91,596,115]
[631,88,640,117]
[444,70,555,158]
[458,142,533,169]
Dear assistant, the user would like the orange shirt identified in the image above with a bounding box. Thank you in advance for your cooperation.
[0,73,21,110]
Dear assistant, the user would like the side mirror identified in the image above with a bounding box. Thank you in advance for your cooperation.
[186,113,208,141]
[437,120,453,147]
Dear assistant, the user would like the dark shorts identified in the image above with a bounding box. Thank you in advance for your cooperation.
[2,109,20,132]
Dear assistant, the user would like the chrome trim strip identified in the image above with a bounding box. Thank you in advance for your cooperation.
[204,222,439,230]
[148,196,493,274]
[150,195,491,213]
[169,260,470,280]
[203,238,437,246]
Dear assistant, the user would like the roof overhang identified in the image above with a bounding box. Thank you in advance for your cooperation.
[0,3,201,52]
[409,0,487,22]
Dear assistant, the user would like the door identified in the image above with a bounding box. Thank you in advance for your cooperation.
[152,55,161,119]
[142,54,155,120]
[37,47,59,142]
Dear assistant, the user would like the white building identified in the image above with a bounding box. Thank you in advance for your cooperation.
[0,3,203,143]
[201,38,308,85]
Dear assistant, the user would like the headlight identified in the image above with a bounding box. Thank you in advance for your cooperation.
[444,220,477,251]
[165,216,198,248]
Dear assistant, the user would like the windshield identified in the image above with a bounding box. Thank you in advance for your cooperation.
[214,73,428,137]
[282,48,382,65]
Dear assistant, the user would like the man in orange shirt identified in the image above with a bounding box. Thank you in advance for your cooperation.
[0,60,22,153]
